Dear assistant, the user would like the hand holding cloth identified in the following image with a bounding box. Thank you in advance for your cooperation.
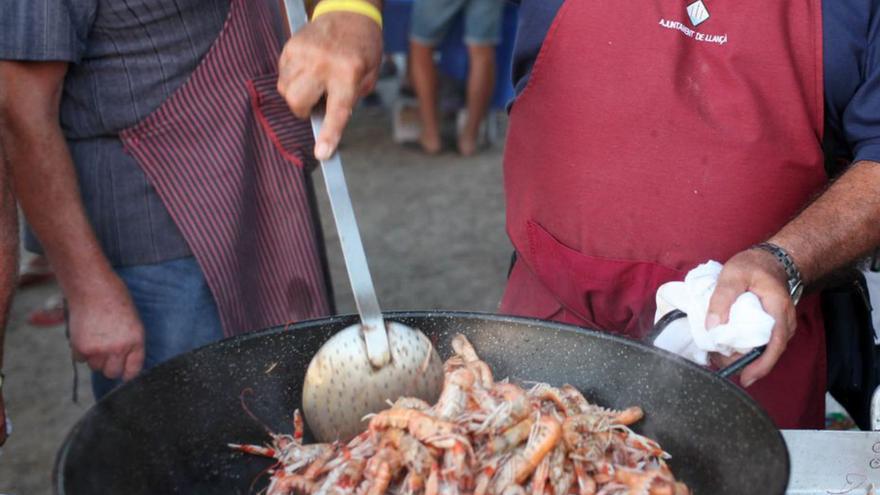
[653,261,774,365]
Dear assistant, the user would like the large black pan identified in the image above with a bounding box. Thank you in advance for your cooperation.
[53,311,789,494]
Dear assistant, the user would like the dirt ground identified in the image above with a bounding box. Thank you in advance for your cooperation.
[0,105,511,494]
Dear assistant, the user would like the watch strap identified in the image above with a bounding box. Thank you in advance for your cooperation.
[752,242,803,301]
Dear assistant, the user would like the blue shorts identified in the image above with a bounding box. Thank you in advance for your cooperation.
[91,256,224,400]
[410,0,505,47]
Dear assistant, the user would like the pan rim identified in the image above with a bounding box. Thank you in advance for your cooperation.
[53,309,791,494]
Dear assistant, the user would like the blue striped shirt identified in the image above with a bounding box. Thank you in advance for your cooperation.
[1,0,231,266]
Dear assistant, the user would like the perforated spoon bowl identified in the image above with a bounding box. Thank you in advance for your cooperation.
[282,0,444,443]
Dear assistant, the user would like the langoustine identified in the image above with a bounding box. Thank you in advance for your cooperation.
[231,334,691,495]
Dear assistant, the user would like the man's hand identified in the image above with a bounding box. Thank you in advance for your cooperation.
[278,11,383,160]
[706,248,796,387]
[68,273,145,381]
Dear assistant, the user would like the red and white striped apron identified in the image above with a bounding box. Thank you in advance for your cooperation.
[500,0,827,428]
[121,0,331,336]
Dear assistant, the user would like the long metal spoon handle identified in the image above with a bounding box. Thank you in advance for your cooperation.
[282,0,390,367]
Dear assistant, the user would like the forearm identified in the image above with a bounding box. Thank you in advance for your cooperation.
[0,149,16,370]
[0,62,116,304]
[768,160,880,284]
[3,125,115,301]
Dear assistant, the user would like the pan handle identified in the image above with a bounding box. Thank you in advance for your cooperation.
[716,345,766,379]
[649,310,766,379]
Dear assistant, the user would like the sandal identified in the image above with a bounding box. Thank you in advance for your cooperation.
[17,256,55,288]
[27,294,66,327]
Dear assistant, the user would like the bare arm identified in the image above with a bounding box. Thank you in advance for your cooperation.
[0,140,17,446]
[708,161,880,386]
[0,61,144,382]
[770,161,880,282]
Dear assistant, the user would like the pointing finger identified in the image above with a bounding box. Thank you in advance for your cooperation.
[315,80,356,160]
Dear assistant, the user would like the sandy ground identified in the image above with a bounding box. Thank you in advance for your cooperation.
[0,282,94,495]
[0,104,510,494]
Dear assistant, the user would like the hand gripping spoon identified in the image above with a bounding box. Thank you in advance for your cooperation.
[282,0,444,443]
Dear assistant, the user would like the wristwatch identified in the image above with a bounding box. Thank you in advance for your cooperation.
[752,242,804,305]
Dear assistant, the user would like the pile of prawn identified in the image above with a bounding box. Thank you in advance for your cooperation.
[230,334,691,495]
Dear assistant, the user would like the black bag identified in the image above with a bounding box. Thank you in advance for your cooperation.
[824,264,880,430]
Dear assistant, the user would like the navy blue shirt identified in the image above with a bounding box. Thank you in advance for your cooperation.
[510,0,880,168]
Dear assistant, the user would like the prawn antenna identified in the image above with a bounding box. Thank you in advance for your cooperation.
[239,388,274,436]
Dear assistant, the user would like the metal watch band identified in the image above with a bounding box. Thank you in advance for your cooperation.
[752,242,803,303]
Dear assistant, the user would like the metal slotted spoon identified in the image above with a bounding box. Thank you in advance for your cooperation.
[282,0,444,443]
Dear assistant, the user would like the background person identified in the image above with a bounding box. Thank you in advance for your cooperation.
[407,0,505,155]
[0,0,381,399]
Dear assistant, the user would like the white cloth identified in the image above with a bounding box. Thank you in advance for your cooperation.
[653,261,774,365]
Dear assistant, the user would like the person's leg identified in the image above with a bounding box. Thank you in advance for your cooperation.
[409,0,467,154]
[459,44,496,156]
[459,0,505,156]
[409,40,442,154]
[91,256,223,400]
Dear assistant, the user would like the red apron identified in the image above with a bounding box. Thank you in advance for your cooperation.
[500,0,828,428]
[121,0,331,336]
